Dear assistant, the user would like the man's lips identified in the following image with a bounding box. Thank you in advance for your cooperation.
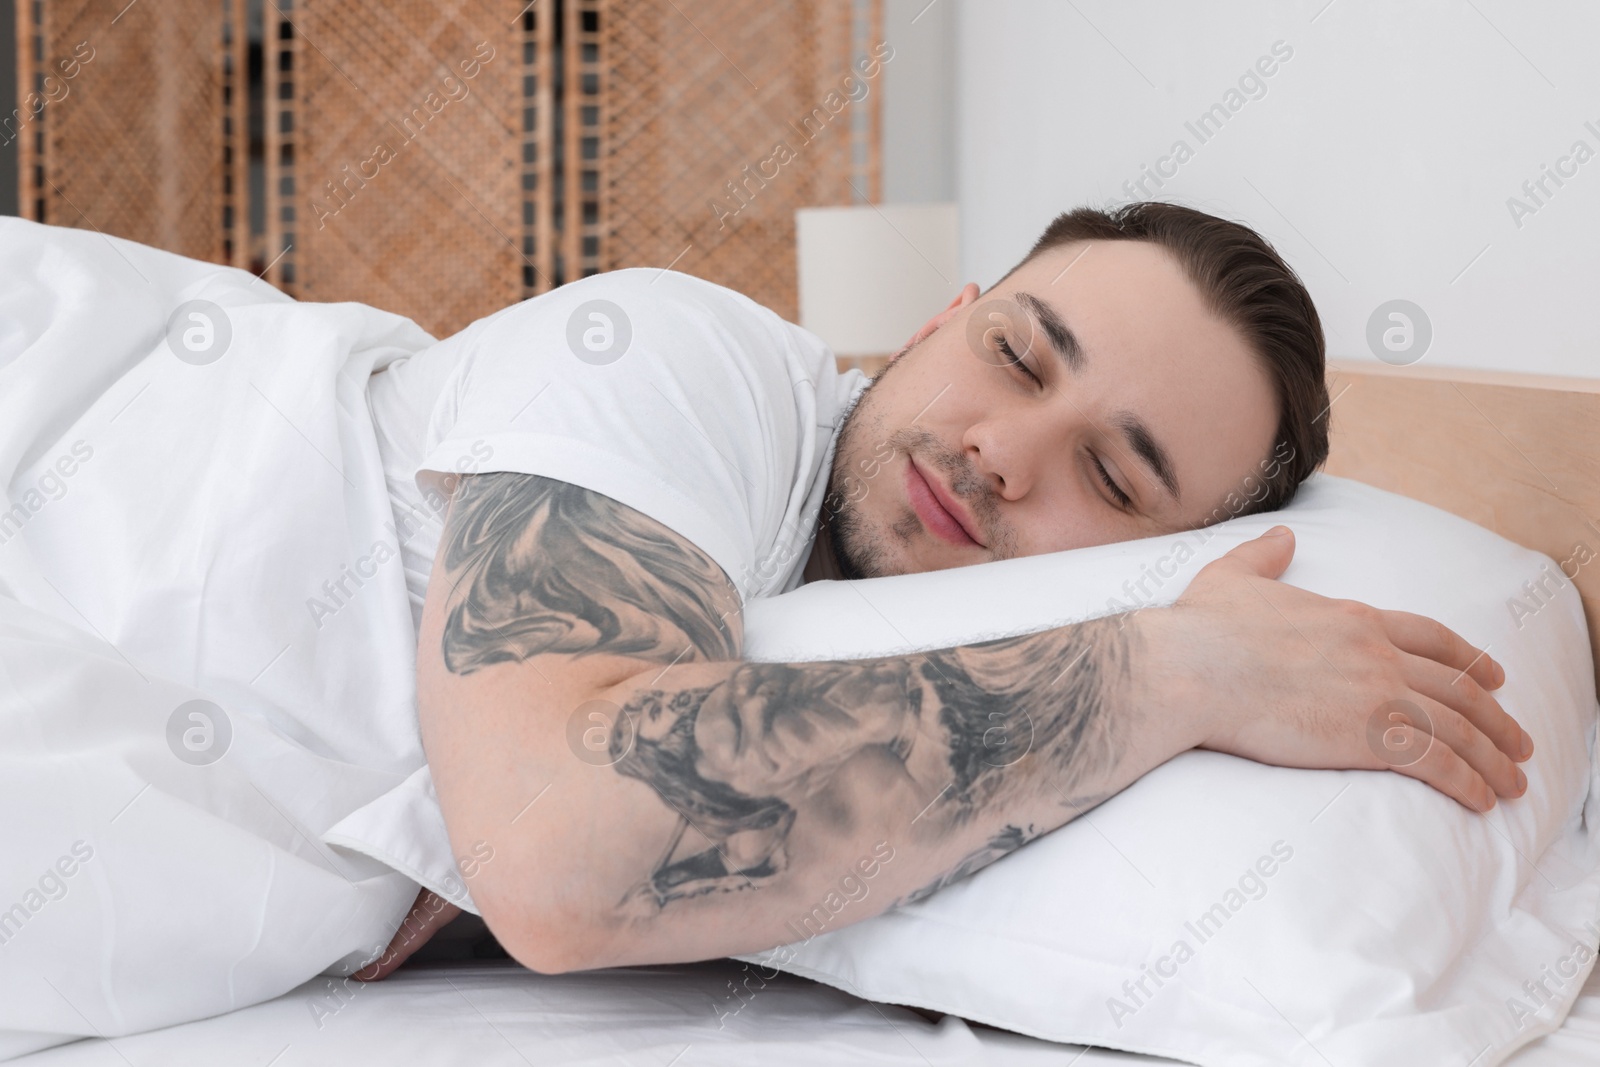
[904,458,984,548]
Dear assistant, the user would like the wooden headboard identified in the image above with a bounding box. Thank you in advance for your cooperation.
[1324,360,1600,693]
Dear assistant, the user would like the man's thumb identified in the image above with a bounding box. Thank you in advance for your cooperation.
[1211,525,1296,580]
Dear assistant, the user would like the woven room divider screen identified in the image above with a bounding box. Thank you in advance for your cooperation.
[12,0,881,339]
[603,0,882,323]
[14,0,226,264]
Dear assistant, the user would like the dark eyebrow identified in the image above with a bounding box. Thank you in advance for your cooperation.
[1111,411,1182,503]
[1014,290,1181,504]
[1013,291,1085,373]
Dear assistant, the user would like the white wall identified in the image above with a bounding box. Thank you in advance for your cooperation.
[954,0,1600,379]
[882,0,956,203]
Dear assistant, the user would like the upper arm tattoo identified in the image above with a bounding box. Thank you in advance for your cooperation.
[436,472,741,674]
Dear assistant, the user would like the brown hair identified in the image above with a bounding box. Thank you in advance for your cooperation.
[1005,201,1329,517]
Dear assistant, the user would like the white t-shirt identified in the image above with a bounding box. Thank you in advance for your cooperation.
[367,267,868,630]
[333,270,866,908]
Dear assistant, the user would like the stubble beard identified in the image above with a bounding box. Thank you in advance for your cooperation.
[822,361,901,581]
[821,349,1006,580]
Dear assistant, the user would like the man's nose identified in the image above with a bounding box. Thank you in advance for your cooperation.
[962,420,1035,502]
[963,407,1085,503]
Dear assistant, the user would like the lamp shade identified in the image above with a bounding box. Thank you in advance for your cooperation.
[795,202,959,358]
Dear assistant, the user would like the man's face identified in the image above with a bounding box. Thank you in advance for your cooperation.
[820,239,1280,579]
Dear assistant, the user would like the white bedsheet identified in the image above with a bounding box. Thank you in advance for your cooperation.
[12,955,1600,1066]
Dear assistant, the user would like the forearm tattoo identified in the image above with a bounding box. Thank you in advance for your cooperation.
[891,823,1040,908]
[438,474,1134,921]
[608,627,1131,913]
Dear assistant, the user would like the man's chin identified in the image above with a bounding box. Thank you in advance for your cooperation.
[831,521,970,580]
[892,549,979,578]
[827,530,882,581]
[825,509,898,581]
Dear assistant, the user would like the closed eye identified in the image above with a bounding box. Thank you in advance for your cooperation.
[1092,453,1133,509]
[996,334,1041,386]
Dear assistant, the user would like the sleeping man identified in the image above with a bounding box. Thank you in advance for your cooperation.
[358,201,1535,978]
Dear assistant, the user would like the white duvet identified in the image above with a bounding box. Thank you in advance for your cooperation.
[0,219,437,1058]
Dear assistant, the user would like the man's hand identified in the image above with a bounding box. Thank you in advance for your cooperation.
[1139,525,1532,812]
[353,889,462,982]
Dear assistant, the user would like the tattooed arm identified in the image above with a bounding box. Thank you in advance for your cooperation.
[415,473,1524,974]
[414,471,1167,971]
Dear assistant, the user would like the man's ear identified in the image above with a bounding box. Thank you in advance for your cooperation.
[892,282,981,361]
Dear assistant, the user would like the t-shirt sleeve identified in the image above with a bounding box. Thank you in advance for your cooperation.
[414,268,850,601]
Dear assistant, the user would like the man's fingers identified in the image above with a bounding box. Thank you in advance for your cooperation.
[353,889,461,982]
[1201,526,1296,583]
[1393,683,1527,801]
[1402,652,1531,767]
[1390,716,1500,813]
[1380,609,1505,691]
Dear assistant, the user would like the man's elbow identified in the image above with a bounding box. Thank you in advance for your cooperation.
[489,927,592,979]
[491,917,599,975]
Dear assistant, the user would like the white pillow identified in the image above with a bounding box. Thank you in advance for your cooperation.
[733,473,1600,1067]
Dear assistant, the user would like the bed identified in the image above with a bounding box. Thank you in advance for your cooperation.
[8,355,1596,1067]
[6,953,1597,1067]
